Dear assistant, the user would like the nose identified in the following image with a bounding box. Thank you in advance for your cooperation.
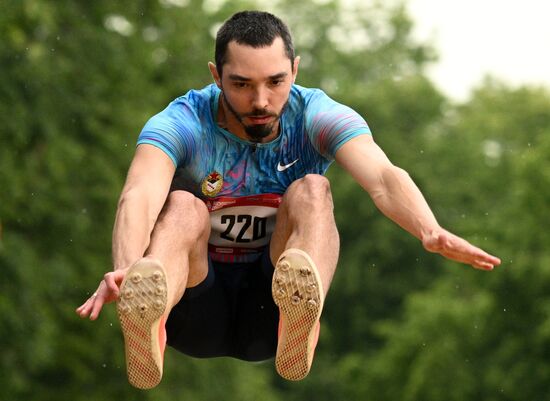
[251,86,269,110]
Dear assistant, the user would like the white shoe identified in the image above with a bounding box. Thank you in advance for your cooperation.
[117,258,168,389]
[272,249,324,381]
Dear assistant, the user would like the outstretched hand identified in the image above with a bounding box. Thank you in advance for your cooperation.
[76,269,128,320]
[422,228,501,270]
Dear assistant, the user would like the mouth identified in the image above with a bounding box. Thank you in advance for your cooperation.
[246,115,274,125]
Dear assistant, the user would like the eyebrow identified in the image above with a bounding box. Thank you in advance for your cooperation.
[228,72,289,81]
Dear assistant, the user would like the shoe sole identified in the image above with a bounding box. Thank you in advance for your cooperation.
[117,259,167,389]
[272,249,324,381]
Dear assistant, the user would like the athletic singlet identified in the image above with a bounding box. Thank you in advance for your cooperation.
[138,84,371,262]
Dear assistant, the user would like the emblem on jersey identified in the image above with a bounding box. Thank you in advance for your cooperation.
[202,171,224,197]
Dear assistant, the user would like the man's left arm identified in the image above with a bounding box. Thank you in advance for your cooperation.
[335,134,501,270]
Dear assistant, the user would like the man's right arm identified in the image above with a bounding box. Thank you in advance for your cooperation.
[76,144,175,320]
[112,144,176,272]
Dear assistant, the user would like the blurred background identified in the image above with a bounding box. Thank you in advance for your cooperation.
[1,0,549,400]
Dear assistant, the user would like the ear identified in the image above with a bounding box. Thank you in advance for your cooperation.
[292,56,300,83]
[208,62,222,88]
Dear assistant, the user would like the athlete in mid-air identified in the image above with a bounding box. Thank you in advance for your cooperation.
[76,10,501,389]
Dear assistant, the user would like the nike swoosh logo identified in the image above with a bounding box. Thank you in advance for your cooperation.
[277,159,299,172]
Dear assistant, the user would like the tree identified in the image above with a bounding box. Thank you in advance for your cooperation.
[2,0,521,400]
[344,82,550,401]
[0,1,280,399]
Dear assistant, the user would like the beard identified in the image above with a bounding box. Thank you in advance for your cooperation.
[221,91,289,143]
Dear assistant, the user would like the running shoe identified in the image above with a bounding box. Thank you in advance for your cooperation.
[272,249,324,381]
[117,258,168,389]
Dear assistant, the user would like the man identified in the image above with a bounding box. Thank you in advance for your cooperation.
[77,11,500,389]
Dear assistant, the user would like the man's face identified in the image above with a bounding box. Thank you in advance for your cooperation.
[210,37,299,143]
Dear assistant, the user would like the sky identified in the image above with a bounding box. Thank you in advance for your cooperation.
[406,0,550,100]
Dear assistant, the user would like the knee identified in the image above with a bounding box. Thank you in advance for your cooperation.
[162,191,210,232]
[285,174,333,209]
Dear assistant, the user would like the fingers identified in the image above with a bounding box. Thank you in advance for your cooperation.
[472,251,501,270]
[76,269,128,321]
[75,301,87,317]
[89,293,105,321]
[443,246,498,271]
[461,243,501,271]
[471,259,496,271]
[425,228,501,271]
[483,253,501,267]
[103,271,123,298]
[76,292,102,320]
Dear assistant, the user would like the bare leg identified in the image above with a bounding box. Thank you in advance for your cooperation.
[270,174,340,295]
[145,190,211,310]
[269,174,340,381]
[117,190,210,389]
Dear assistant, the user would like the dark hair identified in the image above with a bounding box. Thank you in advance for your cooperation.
[215,11,295,76]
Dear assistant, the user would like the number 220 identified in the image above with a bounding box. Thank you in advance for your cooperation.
[220,214,267,243]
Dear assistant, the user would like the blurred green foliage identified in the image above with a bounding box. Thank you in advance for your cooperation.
[1,1,549,400]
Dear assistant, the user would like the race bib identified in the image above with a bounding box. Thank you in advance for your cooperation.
[204,194,282,262]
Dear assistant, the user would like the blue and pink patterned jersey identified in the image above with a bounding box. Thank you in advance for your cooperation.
[138,84,371,262]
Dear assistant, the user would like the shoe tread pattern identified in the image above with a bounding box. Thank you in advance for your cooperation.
[272,249,324,381]
[117,260,167,389]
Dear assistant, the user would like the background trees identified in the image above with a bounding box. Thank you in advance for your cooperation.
[1,1,548,400]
